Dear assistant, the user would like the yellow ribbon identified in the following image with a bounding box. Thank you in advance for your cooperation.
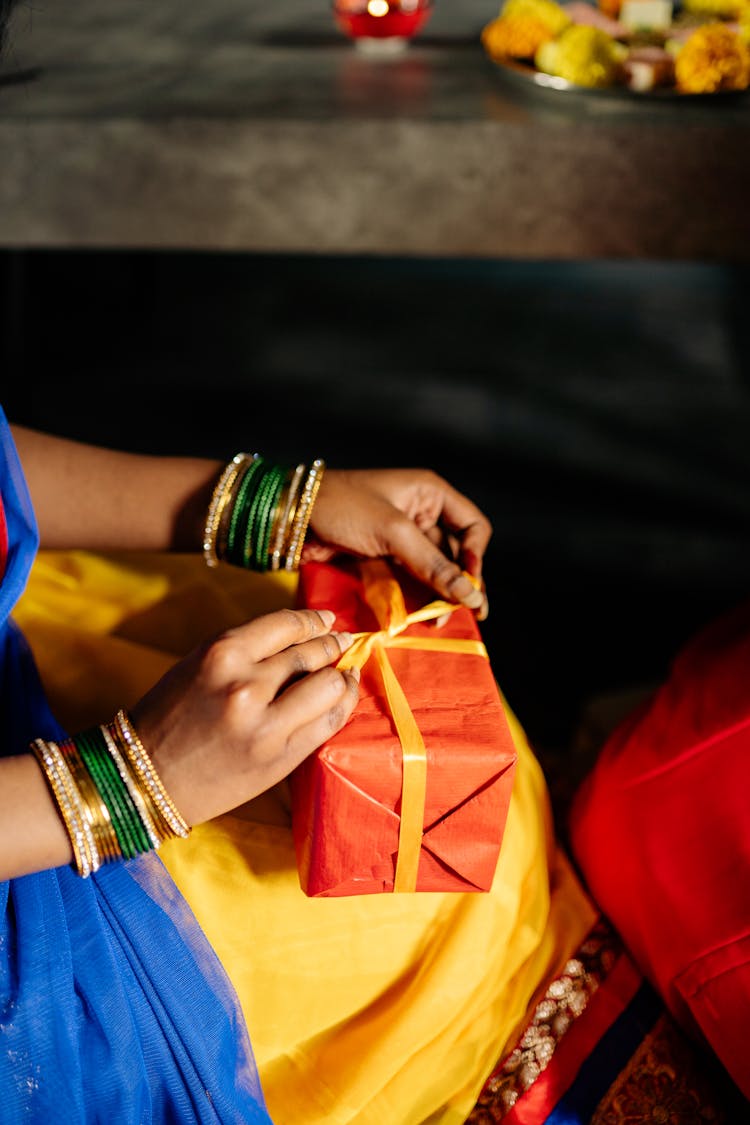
[337,561,488,893]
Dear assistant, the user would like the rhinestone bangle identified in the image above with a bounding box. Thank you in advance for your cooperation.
[113,710,190,840]
[203,453,256,567]
[269,463,306,572]
[31,738,100,877]
[285,460,326,572]
[100,723,162,851]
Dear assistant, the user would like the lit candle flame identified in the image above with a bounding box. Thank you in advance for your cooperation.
[367,0,390,16]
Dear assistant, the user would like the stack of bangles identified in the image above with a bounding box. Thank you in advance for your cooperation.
[31,711,190,878]
[202,454,326,571]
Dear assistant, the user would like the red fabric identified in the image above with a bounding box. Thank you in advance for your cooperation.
[291,560,517,896]
[570,602,750,1096]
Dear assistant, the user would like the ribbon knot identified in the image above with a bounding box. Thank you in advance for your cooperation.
[336,561,487,893]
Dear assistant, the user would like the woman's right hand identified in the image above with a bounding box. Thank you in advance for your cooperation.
[130,608,359,827]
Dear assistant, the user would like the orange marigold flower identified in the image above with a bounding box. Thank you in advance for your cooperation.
[482,15,556,60]
[598,0,623,17]
[675,22,750,92]
[503,0,571,36]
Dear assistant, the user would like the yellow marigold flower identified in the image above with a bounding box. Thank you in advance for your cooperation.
[682,0,749,19]
[535,25,625,87]
[501,0,572,37]
[675,22,750,92]
[482,15,556,60]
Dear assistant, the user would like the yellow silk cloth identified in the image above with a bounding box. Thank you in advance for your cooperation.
[14,551,596,1125]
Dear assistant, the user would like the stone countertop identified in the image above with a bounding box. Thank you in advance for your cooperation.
[1,0,749,258]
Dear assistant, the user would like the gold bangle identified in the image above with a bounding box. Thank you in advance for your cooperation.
[113,711,191,840]
[41,737,99,876]
[60,737,120,864]
[284,460,325,572]
[269,463,306,572]
[31,738,100,877]
[203,453,255,568]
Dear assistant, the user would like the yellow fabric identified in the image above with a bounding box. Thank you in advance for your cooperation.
[14,551,597,1125]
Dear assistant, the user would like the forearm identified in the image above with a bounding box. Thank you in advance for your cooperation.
[11,425,222,552]
[0,754,73,879]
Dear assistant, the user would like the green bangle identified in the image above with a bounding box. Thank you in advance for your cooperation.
[77,730,150,859]
[253,466,286,571]
[242,464,283,570]
[77,731,140,860]
[236,461,270,567]
[241,466,275,567]
[256,471,285,572]
[218,455,296,572]
[225,456,264,564]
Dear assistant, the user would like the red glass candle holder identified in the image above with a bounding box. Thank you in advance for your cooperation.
[333,1,434,49]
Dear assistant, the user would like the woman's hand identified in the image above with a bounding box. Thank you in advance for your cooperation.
[130,608,359,826]
[305,469,492,619]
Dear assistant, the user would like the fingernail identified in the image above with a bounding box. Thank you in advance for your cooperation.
[336,631,354,650]
[318,610,336,628]
[349,666,361,683]
[450,575,484,609]
[449,574,473,598]
[477,595,489,622]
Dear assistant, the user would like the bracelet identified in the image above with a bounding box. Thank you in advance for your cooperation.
[75,727,152,860]
[245,464,286,572]
[269,463,305,571]
[204,453,326,573]
[32,738,100,877]
[60,737,120,864]
[113,710,190,840]
[224,456,264,565]
[100,723,161,851]
[203,453,256,568]
[285,460,326,572]
[29,713,190,877]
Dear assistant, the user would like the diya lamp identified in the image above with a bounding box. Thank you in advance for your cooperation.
[333,0,434,53]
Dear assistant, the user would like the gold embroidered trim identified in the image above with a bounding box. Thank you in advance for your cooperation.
[591,1014,727,1125]
[469,920,620,1121]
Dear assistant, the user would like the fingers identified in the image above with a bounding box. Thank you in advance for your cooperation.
[383,514,489,619]
[433,480,493,579]
[260,629,354,690]
[269,664,360,771]
[209,607,338,671]
[386,472,491,618]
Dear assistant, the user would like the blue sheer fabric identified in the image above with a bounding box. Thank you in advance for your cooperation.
[0,408,272,1123]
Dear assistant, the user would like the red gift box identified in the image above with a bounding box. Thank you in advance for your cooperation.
[290,559,517,897]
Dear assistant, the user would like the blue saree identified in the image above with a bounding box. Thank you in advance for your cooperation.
[0,408,271,1123]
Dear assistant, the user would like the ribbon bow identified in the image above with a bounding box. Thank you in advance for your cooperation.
[337,561,488,892]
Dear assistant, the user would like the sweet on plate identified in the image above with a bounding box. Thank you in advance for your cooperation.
[482,0,750,92]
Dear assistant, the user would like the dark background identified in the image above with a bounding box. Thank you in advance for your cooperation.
[4,249,750,749]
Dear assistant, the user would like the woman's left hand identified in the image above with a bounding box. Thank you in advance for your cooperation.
[305,469,491,619]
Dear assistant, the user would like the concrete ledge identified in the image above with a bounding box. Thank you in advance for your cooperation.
[2,1,749,259]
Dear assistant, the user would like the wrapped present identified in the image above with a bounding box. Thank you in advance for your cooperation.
[290,559,518,897]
